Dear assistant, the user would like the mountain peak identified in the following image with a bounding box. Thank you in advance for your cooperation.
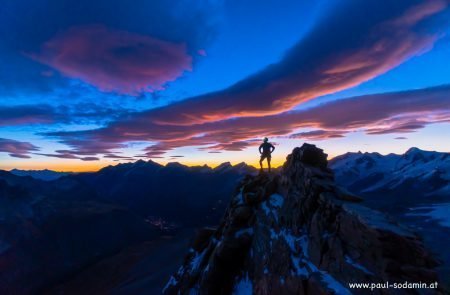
[214,162,233,171]
[234,161,247,167]
[164,144,439,294]
[166,162,185,168]
[405,147,423,155]
[403,147,438,162]
[134,159,147,165]
[283,143,328,169]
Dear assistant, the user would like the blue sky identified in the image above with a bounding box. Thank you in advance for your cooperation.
[1,0,450,171]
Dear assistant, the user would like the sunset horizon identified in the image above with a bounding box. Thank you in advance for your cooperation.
[2,143,447,173]
[1,0,450,172]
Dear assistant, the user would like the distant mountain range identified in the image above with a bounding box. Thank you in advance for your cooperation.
[330,147,450,209]
[330,147,450,286]
[10,168,70,181]
[0,160,256,293]
[69,160,257,226]
[4,160,257,227]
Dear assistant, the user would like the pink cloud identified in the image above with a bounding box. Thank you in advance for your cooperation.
[29,25,192,95]
[199,141,258,152]
[9,153,32,159]
[0,138,40,158]
[35,152,99,161]
[289,130,346,141]
[39,1,450,160]
[49,85,450,158]
[80,156,100,161]
[35,152,79,159]
[103,153,133,159]
[143,143,175,158]
[127,0,448,126]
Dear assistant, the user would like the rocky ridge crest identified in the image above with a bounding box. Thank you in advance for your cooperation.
[164,144,441,294]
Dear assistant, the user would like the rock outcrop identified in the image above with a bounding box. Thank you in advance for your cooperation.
[164,144,442,294]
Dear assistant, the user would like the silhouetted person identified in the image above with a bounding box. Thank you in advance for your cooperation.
[259,137,275,172]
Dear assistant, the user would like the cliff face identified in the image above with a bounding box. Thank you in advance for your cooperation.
[164,144,441,295]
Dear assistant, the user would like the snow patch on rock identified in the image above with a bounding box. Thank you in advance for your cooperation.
[407,203,450,228]
[269,193,284,208]
[190,249,207,273]
[235,228,254,238]
[345,255,374,275]
[233,274,252,295]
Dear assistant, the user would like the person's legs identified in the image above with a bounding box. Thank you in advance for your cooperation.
[267,156,271,172]
[259,155,265,171]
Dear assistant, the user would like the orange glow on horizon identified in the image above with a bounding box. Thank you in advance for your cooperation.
[0,151,340,173]
[1,160,110,173]
[0,157,291,173]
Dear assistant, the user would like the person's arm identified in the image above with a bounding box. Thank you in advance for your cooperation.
[259,144,263,154]
[270,144,275,153]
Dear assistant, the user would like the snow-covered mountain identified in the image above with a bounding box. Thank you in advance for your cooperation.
[330,147,450,199]
[330,147,450,288]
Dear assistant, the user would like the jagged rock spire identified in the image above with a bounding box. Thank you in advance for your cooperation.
[164,144,441,295]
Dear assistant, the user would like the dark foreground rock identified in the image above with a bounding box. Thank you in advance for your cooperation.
[164,144,444,295]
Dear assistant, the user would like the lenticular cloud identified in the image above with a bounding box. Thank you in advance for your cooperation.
[29,25,192,95]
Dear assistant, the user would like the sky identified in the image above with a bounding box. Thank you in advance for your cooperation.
[1,0,450,171]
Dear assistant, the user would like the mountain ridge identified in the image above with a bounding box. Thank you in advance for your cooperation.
[164,144,444,294]
[0,159,258,293]
[329,147,450,199]
[9,168,71,181]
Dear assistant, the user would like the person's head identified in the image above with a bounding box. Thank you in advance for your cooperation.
[263,137,268,142]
